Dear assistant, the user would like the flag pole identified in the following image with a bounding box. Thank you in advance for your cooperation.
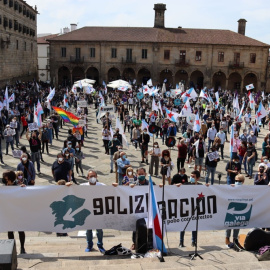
[159,178,165,263]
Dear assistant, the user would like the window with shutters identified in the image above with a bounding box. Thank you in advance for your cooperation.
[218,52,224,62]
[142,49,147,59]
[111,48,117,58]
[90,48,95,58]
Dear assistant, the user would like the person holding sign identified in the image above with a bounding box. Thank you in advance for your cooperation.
[3,125,14,155]
[205,147,220,185]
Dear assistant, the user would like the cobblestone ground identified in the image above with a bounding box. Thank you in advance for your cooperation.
[1,105,270,269]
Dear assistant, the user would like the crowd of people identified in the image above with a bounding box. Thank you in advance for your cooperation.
[1,80,270,254]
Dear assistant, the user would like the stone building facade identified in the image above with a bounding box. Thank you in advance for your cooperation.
[0,0,38,86]
[49,3,270,92]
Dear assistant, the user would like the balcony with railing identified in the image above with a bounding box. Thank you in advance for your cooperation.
[70,56,84,64]
[175,59,190,67]
[229,61,244,69]
[121,57,136,64]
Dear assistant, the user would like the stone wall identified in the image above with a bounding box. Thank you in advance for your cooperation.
[0,0,38,86]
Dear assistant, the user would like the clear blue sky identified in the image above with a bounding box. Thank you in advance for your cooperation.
[27,0,270,45]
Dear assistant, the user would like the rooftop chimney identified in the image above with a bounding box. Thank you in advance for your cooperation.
[238,19,247,35]
[70,24,77,32]
[154,3,166,28]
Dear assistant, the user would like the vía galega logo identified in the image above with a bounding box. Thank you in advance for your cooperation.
[224,202,252,227]
[50,195,91,229]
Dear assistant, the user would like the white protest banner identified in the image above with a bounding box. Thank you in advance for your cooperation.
[78,119,85,127]
[7,129,15,136]
[0,185,269,233]
[77,100,88,108]
[28,122,38,131]
[12,150,23,158]
[97,105,114,119]
[207,151,220,162]
[10,122,17,129]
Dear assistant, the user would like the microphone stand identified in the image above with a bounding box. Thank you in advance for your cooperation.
[182,196,204,261]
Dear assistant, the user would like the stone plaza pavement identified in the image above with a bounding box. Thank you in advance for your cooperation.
[1,106,270,269]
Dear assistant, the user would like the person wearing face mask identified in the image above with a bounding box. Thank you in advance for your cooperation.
[12,117,20,148]
[205,147,220,185]
[51,153,72,182]
[244,142,256,179]
[247,131,257,146]
[15,170,26,185]
[225,173,246,248]
[26,128,42,174]
[81,170,106,253]
[41,125,50,155]
[102,125,111,155]
[74,144,84,177]
[171,168,188,185]
[226,156,241,184]
[149,142,161,177]
[238,141,247,174]
[177,139,187,172]
[108,134,122,173]
[139,128,150,164]
[64,150,78,185]
[216,127,226,159]
[2,170,26,254]
[113,146,123,183]
[160,150,172,185]
[193,136,206,174]
[121,167,137,185]
[130,167,155,250]
[207,124,217,152]
[17,153,36,185]
[3,124,15,155]
[239,129,248,143]
[62,141,75,156]
[117,152,131,185]
[254,165,268,185]
[178,170,201,248]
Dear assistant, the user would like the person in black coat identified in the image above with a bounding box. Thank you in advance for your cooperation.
[139,128,150,164]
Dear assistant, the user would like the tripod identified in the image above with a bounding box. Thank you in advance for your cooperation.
[182,197,204,260]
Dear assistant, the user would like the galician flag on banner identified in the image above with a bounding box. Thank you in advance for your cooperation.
[249,93,255,110]
[256,102,268,123]
[147,176,167,253]
[246,84,254,91]
[152,99,159,112]
[142,119,153,137]
[229,125,234,159]
[8,93,15,103]
[4,87,9,110]
[182,88,197,103]
[193,113,201,132]
[165,108,180,122]
[199,89,209,102]
[116,118,129,149]
[215,92,219,109]
[180,99,192,117]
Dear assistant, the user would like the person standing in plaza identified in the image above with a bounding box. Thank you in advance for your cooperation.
[177,138,188,172]
[193,135,206,174]
[244,142,256,179]
[108,133,122,173]
[207,124,217,152]
[3,125,14,155]
[216,127,226,159]
[139,128,150,164]
[81,170,106,253]
[205,147,220,185]
[148,141,161,177]
[117,152,131,184]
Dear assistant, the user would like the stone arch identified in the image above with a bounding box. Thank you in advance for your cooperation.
[122,68,135,82]
[190,70,204,89]
[175,69,188,87]
[159,69,173,85]
[244,72,258,90]
[212,71,226,91]
[72,66,84,83]
[108,67,121,82]
[138,68,151,85]
[86,67,99,84]
[58,66,71,86]
[228,72,242,90]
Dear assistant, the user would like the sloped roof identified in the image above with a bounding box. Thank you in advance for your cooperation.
[48,27,269,47]
[37,34,59,44]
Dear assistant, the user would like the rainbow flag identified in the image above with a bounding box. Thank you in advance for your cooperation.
[52,106,79,127]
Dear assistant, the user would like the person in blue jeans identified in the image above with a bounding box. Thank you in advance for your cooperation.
[225,156,241,184]
[244,142,256,179]
[204,147,220,185]
[178,170,201,247]
[81,170,106,253]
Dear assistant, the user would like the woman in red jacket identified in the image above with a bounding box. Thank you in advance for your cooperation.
[20,113,28,138]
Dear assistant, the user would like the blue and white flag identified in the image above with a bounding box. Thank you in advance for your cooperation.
[147,175,167,253]
[193,113,201,133]
[142,119,153,137]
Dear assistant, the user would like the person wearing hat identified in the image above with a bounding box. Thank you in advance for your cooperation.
[3,125,14,155]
